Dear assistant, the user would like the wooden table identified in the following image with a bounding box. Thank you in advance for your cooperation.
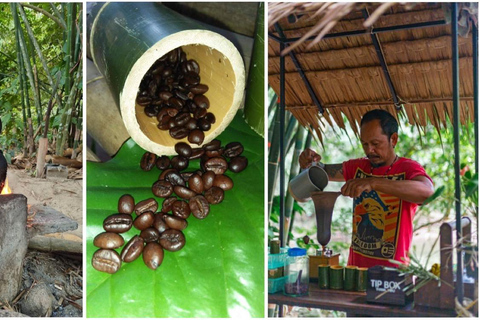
[268,282,457,317]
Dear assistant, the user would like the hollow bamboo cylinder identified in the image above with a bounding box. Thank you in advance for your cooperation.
[90,2,245,155]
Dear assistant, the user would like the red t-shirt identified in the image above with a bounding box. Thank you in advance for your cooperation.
[342,157,432,268]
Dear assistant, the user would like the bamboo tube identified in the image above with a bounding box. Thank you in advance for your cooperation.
[90,3,245,155]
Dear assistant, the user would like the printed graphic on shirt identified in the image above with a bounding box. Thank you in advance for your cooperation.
[351,168,405,260]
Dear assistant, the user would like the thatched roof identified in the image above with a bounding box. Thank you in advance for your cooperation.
[268,3,477,142]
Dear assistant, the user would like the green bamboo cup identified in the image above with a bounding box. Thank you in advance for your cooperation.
[318,264,330,289]
[357,267,368,292]
[344,266,358,291]
[329,265,344,290]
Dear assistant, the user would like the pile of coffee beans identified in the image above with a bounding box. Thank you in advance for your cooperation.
[92,139,248,273]
[135,47,215,144]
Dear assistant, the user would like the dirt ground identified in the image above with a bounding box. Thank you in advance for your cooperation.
[0,167,83,317]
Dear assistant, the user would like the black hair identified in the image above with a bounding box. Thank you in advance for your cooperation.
[360,109,398,138]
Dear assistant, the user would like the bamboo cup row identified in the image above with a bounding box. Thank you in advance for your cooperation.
[318,265,368,291]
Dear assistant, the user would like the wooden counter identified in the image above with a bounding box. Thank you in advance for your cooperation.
[268,282,457,317]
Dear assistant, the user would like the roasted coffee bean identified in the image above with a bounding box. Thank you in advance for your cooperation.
[140,152,157,171]
[174,142,192,158]
[152,180,173,198]
[224,142,244,158]
[204,157,228,175]
[93,232,125,249]
[140,227,160,243]
[205,148,224,158]
[135,198,158,215]
[148,81,158,97]
[197,118,211,131]
[162,66,173,78]
[173,185,196,199]
[171,156,189,171]
[144,105,158,117]
[159,168,178,181]
[157,115,171,130]
[202,171,215,190]
[188,174,204,194]
[159,91,173,101]
[159,229,186,252]
[92,249,122,274]
[213,174,234,191]
[189,195,210,219]
[153,213,169,233]
[103,213,133,233]
[133,211,155,230]
[188,129,204,145]
[118,194,135,214]
[161,196,177,213]
[164,214,188,230]
[204,186,224,204]
[136,95,152,106]
[182,72,200,87]
[172,200,191,219]
[189,84,209,95]
[174,89,189,101]
[169,126,189,139]
[185,118,198,131]
[186,59,200,74]
[156,156,171,170]
[189,148,205,160]
[229,156,248,173]
[193,107,207,120]
[156,108,169,121]
[180,171,194,181]
[166,107,179,118]
[121,235,144,262]
[168,49,178,64]
[164,171,185,187]
[193,95,209,109]
[143,242,164,270]
[205,112,216,124]
[203,139,221,151]
[173,112,191,127]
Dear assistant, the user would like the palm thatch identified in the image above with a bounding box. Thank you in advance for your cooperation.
[268,2,478,142]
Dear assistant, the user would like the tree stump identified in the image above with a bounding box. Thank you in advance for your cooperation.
[0,194,28,303]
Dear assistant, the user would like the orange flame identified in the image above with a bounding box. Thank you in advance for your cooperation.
[1,178,12,195]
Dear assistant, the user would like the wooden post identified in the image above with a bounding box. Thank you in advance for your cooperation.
[0,194,28,303]
[36,137,48,178]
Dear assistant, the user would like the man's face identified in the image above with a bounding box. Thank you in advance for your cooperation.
[360,120,397,168]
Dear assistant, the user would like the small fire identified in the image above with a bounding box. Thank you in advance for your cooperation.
[1,178,12,195]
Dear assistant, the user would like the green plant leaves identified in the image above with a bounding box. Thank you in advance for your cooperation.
[86,114,264,317]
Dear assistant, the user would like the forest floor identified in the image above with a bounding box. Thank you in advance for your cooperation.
[0,167,83,317]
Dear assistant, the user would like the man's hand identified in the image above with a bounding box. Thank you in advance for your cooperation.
[341,178,377,198]
[299,148,321,169]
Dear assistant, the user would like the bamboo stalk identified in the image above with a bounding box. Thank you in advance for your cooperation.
[57,62,82,156]
[17,4,64,114]
[49,3,66,30]
[268,106,281,216]
[12,3,39,156]
[285,125,307,245]
[13,22,28,157]
[20,3,66,30]
[64,3,74,97]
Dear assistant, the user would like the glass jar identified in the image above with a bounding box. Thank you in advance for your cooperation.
[284,247,309,296]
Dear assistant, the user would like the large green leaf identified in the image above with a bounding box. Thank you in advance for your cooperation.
[86,114,264,317]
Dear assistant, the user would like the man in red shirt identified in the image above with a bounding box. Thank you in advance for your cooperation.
[300,109,434,268]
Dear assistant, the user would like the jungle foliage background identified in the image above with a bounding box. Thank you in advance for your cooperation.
[0,3,82,167]
[268,88,478,266]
